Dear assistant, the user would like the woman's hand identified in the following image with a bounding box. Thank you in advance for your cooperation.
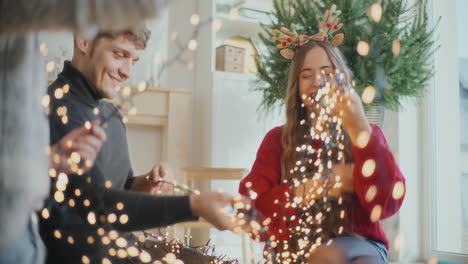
[294,159,355,202]
[335,88,372,145]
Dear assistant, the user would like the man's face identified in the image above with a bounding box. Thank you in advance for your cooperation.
[82,35,142,99]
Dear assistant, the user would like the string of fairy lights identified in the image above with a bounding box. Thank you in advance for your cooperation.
[37,5,256,264]
[34,1,415,264]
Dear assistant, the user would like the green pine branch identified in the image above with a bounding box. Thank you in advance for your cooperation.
[255,0,437,112]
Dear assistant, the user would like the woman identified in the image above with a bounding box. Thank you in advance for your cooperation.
[239,8,405,264]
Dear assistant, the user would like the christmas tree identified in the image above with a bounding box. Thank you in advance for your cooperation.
[256,0,437,111]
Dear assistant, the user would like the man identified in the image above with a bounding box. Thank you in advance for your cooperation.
[42,25,236,264]
[0,2,235,264]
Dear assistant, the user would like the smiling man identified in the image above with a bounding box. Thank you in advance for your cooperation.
[42,26,236,264]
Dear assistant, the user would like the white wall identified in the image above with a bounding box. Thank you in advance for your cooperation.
[456,0,468,60]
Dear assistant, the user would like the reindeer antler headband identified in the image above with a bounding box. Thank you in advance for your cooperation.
[272,4,345,60]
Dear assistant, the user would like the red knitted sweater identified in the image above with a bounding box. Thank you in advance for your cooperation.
[239,124,405,250]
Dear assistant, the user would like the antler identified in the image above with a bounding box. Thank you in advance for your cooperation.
[272,24,301,50]
[272,4,346,60]
[310,4,343,41]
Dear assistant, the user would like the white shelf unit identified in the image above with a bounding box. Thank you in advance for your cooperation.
[191,1,284,263]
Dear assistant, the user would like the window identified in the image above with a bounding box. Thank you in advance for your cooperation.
[429,0,468,259]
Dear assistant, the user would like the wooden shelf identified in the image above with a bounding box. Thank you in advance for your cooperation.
[215,13,264,38]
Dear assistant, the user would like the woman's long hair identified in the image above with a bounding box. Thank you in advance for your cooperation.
[281,40,354,182]
[280,40,355,240]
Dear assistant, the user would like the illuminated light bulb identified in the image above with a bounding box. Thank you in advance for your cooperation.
[41,208,50,219]
[102,258,111,264]
[83,199,90,207]
[365,185,378,202]
[87,236,94,244]
[85,121,91,130]
[137,80,147,92]
[362,159,376,177]
[370,205,382,222]
[41,94,50,108]
[67,236,75,244]
[82,255,90,264]
[117,249,128,258]
[190,13,200,26]
[119,214,129,224]
[40,43,48,56]
[97,228,105,236]
[46,61,56,73]
[108,230,118,240]
[116,237,128,248]
[392,181,405,200]
[54,191,64,203]
[93,107,100,115]
[164,253,177,264]
[101,236,111,245]
[61,115,68,124]
[107,213,117,223]
[87,212,96,225]
[127,246,140,257]
[356,130,371,149]
[116,202,124,210]
[71,152,81,163]
[188,39,198,51]
[105,180,112,188]
[369,3,383,23]
[63,84,70,93]
[122,116,128,124]
[361,86,376,104]
[392,40,401,56]
[122,86,131,97]
[357,41,370,56]
[54,230,62,239]
[394,233,404,251]
[54,88,64,99]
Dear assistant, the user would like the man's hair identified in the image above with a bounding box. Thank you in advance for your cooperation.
[94,24,151,49]
[74,24,151,56]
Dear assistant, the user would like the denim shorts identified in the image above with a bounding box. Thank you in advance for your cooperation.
[329,236,388,263]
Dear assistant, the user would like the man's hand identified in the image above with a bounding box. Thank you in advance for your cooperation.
[189,192,236,231]
[50,120,106,174]
[131,163,174,194]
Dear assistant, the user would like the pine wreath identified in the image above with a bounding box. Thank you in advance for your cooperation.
[255,0,438,111]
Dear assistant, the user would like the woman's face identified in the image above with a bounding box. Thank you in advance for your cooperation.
[298,46,336,109]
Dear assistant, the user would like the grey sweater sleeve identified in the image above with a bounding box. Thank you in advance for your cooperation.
[0,0,169,34]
